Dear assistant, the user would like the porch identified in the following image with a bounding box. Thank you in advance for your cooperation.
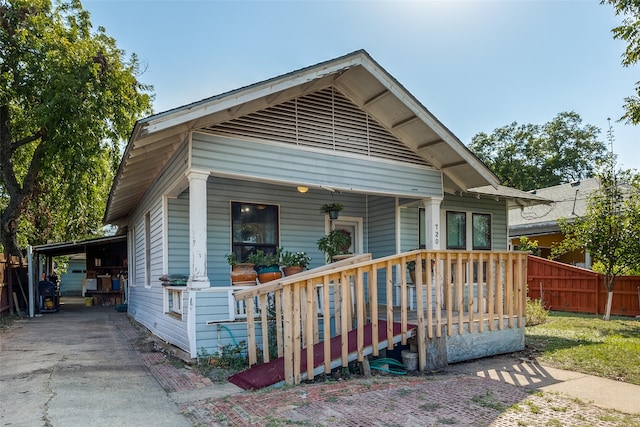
[231,249,528,387]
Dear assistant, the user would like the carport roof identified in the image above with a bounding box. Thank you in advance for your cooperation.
[32,235,126,257]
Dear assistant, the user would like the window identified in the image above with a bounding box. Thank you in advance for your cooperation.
[472,213,491,250]
[446,211,466,249]
[164,287,184,317]
[231,202,279,261]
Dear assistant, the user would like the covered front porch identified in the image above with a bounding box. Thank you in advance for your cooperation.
[230,249,528,388]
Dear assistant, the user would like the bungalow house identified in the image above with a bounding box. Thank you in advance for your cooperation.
[104,50,547,386]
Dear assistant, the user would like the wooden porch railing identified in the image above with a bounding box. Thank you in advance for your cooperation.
[233,249,528,385]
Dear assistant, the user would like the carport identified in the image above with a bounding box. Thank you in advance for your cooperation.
[27,235,127,317]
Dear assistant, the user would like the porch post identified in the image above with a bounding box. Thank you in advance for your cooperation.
[422,197,442,250]
[186,170,210,289]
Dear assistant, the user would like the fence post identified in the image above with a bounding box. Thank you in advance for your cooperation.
[6,255,14,315]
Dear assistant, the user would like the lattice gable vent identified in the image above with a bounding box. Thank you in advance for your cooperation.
[203,86,430,166]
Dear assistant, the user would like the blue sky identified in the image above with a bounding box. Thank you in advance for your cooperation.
[83,0,640,172]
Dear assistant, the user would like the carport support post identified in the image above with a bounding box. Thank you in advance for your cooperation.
[186,170,210,289]
[27,246,34,317]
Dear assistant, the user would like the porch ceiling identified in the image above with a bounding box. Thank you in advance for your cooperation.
[104,50,499,225]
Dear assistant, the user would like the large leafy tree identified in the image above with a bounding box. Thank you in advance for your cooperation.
[553,154,640,320]
[469,112,607,191]
[602,0,640,124]
[0,0,153,256]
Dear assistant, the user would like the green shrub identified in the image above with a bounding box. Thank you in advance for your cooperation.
[526,297,549,326]
[198,342,248,371]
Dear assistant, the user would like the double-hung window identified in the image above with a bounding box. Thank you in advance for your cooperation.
[472,213,491,250]
[231,202,279,261]
[446,211,466,249]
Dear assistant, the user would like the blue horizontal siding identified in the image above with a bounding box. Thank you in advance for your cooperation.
[191,133,442,197]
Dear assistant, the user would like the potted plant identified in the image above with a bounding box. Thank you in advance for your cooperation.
[317,229,351,263]
[406,249,432,284]
[407,258,426,284]
[247,248,283,283]
[280,250,311,276]
[226,253,257,285]
[320,202,343,220]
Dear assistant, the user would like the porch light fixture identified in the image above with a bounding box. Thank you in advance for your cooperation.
[297,186,309,193]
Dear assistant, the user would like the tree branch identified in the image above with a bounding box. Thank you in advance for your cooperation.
[12,127,47,150]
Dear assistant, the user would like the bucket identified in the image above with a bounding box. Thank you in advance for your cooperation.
[401,350,418,371]
[85,297,93,307]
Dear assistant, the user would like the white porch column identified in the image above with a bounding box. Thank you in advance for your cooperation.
[422,197,443,250]
[187,170,210,289]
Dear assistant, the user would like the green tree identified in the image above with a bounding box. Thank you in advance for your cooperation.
[469,112,607,191]
[552,154,640,320]
[515,236,540,257]
[0,0,153,256]
[602,0,640,124]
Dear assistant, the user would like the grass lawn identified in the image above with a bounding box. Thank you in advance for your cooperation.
[525,311,640,385]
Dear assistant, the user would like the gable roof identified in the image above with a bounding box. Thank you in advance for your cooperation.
[104,50,500,225]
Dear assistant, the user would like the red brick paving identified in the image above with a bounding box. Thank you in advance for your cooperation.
[181,375,640,426]
[139,352,213,392]
[117,315,640,426]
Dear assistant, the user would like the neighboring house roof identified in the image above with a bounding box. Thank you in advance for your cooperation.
[508,177,600,237]
[104,50,502,225]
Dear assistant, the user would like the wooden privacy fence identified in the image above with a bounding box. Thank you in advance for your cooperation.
[233,249,528,385]
[527,256,640,317]
[0,254,26,316]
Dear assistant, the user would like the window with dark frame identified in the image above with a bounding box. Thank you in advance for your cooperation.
[231,202,279,262]
[472,213,491,250]
[446,211,466,249]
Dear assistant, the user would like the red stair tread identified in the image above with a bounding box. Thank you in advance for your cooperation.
[228,320,414,390]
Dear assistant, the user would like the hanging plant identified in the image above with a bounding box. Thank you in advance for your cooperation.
[320,202,343,220]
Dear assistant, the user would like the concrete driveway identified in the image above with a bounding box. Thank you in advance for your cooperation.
[0,298,190,427]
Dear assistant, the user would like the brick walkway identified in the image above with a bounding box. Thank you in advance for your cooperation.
[117,316,640,427]
[179,375,640,426]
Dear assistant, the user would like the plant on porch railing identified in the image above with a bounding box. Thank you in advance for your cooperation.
[317,229,351,262]
[226,253,257,285]
[280,250,311,276]
[247,248,282,269]
[248,248,283,283]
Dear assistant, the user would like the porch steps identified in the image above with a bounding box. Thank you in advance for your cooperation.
[228,320,415,390]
